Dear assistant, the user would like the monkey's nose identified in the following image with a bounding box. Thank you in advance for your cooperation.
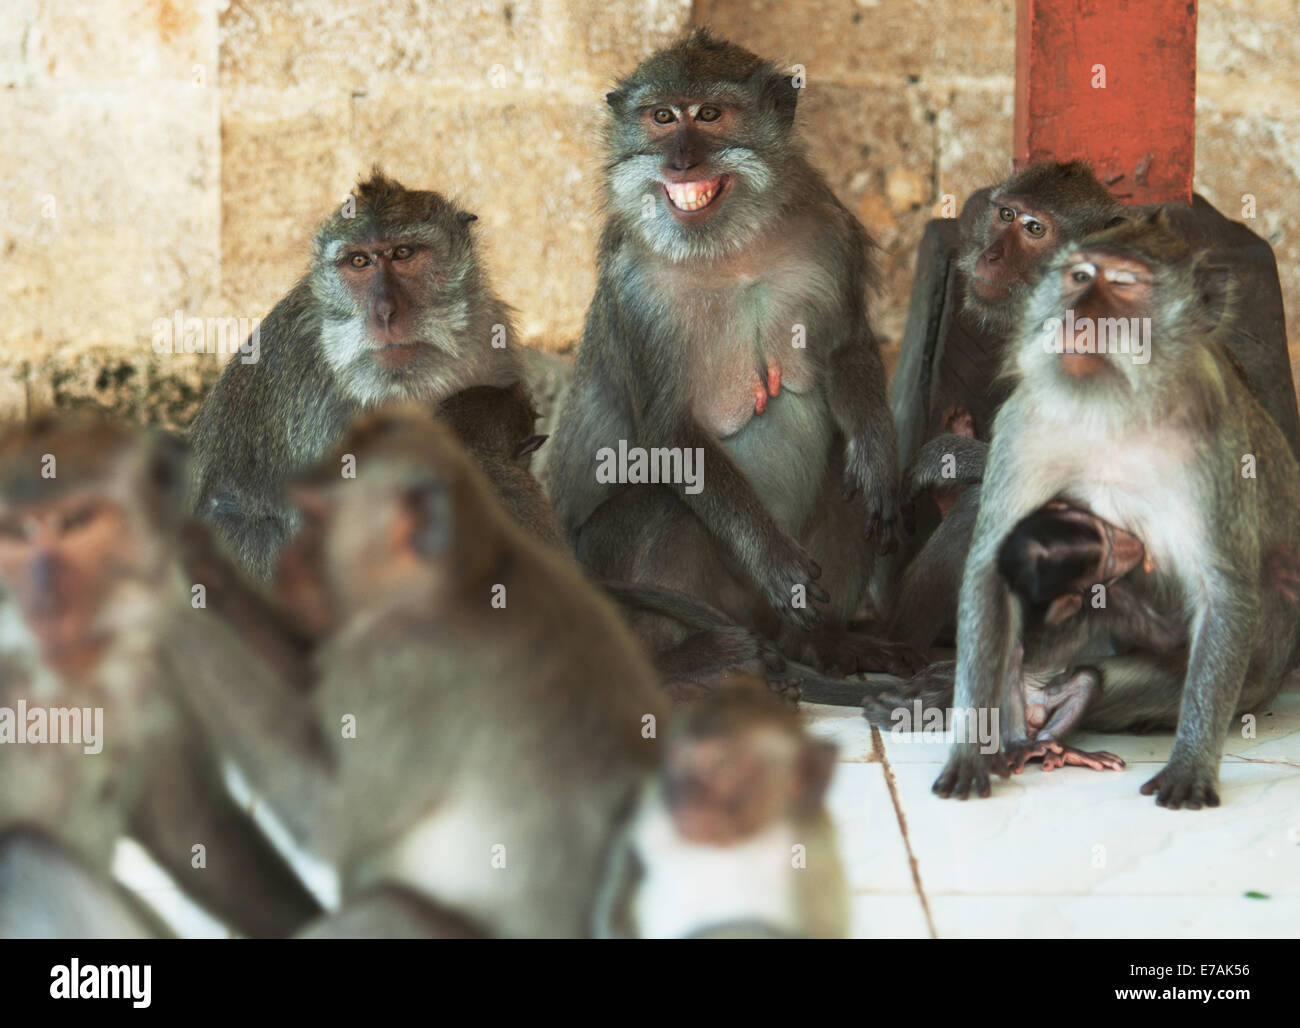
[374,300,396,330]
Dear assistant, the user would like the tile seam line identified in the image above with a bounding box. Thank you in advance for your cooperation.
[872,723,938,939]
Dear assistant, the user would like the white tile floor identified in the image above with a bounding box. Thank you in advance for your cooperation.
[805,675,1300,938]
[115,678,1300,938]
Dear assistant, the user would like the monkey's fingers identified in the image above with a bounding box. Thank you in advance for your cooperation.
[1048,747,1125,772]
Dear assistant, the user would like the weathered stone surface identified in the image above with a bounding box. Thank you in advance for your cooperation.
[0,85,219,360]
[22,349,218,430]
[219,88,357,322]
[3,0,216,85]
[693,0,1017,84]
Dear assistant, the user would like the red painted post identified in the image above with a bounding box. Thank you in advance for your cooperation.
[1014,0,1197,204]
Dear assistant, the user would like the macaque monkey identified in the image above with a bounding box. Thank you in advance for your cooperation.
[190,170,522,580]
[174,406,671,938]
[546,29,912,680]
[0,415,321,935]
[898,161,1124,461]
[935,212,1300,808]
[887,163,1124,634]
[595,686,848,938]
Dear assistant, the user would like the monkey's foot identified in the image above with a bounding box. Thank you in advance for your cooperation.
[1139,761,1221,810]
[1004,738,1125,774]
[932,748,1009,800]
[789,627,925,678]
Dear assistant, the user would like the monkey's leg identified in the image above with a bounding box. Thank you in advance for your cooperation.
[0,827,171,939]
[297,885,485,939]
[787,460,925,676]
[1004,668,1125,773]
[131,744,322,938]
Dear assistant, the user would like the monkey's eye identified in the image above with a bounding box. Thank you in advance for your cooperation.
[652,107,676,125]
[58,505,96,534]
[393,245,414,261]
[1069,262,1097,284]
[348,253,371,269]
[696,105,721,123]
[1024,219,1046,238]
[998,207,1015,223]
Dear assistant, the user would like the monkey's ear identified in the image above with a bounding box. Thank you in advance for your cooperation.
[1193,257,1235,327]
[605,87,626,111]
[796,739,837,810]
[513,434,548,460]
[458,211,478,225]
[757,70,798,132]
[400,480,454,558]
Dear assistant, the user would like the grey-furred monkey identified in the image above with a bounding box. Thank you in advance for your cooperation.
[0,415,321,937]
[545,29,911,680]
[175,405,671,937]
[934,212,1300,809]
[595,685,848,938]
[189,169,522,580]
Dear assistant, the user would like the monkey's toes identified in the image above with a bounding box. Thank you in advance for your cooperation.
[1140,764,1221,810]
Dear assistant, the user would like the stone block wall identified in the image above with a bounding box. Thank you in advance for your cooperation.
[1,0,1296,426]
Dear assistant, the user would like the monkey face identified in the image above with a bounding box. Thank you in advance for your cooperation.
[607,92,786,261]
[0,493,136,677]
[959,194,1062,332]
[311,184,487,407]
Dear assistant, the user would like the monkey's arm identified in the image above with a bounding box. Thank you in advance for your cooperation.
[829,323,902,548]
[656,414,829,627]
[130,741,322,938]
[933,434,1049,798]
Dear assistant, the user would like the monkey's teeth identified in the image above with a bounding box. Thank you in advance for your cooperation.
[665,180,720,212]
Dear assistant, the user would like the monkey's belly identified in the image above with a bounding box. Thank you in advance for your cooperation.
[719,391,832,534]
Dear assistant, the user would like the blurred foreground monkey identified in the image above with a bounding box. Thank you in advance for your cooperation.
[190,170,523,579]
[547,29,913,679]
[595,687,848,938]
[0,416,321,936]
[934,213,1300,808]
[179,407,670,937]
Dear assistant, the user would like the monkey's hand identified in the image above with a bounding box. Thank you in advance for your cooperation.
[758,534,830,630]
[1004,738,1125,773]
[1139,760,1221,810]
[842,438,900,555]
[932,745,1009,800]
